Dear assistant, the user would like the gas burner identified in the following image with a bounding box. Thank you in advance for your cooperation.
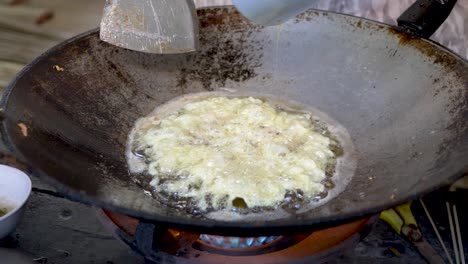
[97,209,376,264]
[198,234,280,249]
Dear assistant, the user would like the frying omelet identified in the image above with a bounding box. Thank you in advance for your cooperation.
[131,96,338,211]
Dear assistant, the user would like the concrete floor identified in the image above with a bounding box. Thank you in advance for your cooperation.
[3,191,144,264]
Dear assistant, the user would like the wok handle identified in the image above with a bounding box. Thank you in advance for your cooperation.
[397,0,457,38]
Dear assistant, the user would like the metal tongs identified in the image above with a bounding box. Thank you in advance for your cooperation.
[380,202,446,264]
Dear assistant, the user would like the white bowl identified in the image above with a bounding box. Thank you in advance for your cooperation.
[0,165,32,239]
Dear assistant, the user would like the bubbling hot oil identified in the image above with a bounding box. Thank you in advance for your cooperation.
[126,91,355,219]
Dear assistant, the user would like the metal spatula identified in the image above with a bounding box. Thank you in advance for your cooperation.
[100,0,199,54]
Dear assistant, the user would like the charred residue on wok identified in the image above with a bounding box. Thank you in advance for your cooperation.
[176,8,265,90]
[387,27,459,70]
[387,26,468,173]
[294,10,321,23]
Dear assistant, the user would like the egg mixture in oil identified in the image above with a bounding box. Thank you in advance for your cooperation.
[128,94,344,215]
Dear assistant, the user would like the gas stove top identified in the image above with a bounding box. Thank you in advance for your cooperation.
[96,209,376,264]
[0,172,465,264]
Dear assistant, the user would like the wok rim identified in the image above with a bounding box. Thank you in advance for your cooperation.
[1,7,467,235]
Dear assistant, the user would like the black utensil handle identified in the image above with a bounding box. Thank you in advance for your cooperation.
[117,221,170,262]
[118,221,158,256]
[397,0,457,38]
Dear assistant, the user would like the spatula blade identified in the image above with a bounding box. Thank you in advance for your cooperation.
[100,0,199,54]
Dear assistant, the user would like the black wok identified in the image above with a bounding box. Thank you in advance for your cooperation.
[1,3,467,236]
